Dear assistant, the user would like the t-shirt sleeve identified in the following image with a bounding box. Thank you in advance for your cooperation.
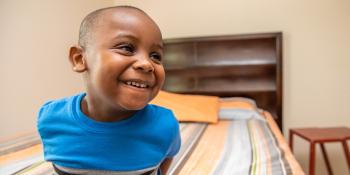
[166,112,181,157]
[37,101,53,128]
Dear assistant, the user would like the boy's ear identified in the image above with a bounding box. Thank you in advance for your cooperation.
[69,45,87,73]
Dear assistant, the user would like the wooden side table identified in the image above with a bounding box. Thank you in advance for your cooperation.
[289,127,350,175]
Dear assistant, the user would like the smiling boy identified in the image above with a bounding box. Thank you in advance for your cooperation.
[37,6,181,175]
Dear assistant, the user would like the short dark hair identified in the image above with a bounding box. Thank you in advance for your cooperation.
[78,6,146,49]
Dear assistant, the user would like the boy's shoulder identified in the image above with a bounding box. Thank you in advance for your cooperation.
[38,93,84,119]
[146,104,179,125]
[147,104,175,118]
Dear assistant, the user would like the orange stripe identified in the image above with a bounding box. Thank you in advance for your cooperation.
[0,144,42,165]
[178,121,230,175]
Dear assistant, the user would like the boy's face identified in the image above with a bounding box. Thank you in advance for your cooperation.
[81,9,165,112]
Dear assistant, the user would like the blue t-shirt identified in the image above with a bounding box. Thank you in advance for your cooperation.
[37,93,181,172]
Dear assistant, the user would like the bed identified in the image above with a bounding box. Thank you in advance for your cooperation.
[0,32,304,175]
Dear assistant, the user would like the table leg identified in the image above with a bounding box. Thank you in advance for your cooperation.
[309,142,315,175]
[320,143,333,175]
[341,140,350,171]
[289,131,294,152]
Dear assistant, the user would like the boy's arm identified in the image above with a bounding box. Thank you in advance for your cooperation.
[160,158,173,175]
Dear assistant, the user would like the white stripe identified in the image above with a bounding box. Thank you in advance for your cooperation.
[213,120,252,175]
[264,124,287,175]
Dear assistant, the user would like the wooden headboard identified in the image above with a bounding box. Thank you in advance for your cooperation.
[162,32,283,129]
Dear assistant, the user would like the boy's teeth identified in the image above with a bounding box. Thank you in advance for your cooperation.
[125,81,148,88]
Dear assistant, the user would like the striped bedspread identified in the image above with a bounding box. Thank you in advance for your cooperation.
[170,110,303,175]
[0,103,303,175]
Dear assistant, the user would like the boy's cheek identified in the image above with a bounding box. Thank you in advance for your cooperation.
[158,66,166,83]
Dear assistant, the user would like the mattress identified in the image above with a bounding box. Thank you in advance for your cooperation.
[0,98,303,175]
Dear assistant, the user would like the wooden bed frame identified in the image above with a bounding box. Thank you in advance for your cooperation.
[161,32,283,130]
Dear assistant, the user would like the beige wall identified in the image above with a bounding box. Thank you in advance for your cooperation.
[0,0,113,138]
[1,0,350,174]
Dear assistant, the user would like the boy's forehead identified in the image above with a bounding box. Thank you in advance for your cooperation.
[102,8,147,23]
[94,8,162,41]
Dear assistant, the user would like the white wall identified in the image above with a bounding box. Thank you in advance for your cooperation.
[113,0,350,174]
[0,0,114,139]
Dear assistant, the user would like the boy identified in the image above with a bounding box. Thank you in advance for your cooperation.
[37,6,181,175]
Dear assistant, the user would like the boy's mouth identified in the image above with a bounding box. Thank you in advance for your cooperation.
[121,79,151,89]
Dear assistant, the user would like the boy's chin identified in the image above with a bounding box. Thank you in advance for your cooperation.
[120,102,148,111]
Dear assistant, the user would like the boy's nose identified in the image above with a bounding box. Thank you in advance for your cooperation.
[132,57,155,73]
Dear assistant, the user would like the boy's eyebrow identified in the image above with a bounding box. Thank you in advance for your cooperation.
[155,42,164,50]
[113,33,139,42]
[113,32,163,50]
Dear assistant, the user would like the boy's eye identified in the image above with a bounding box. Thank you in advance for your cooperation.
[150,52,162,63]
[116,43,134,53]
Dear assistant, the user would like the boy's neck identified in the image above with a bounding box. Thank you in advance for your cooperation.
[80,95,136,122]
